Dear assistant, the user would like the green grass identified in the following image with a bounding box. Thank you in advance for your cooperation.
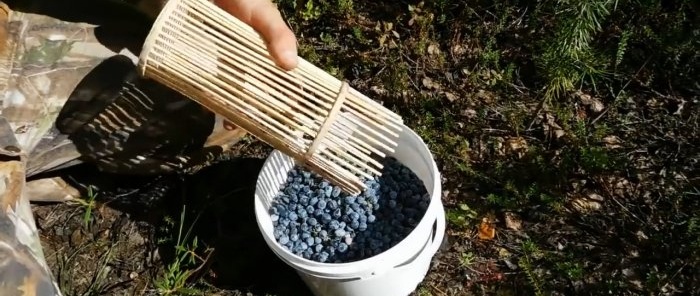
[67,185,98,229]
[154,205,211,296]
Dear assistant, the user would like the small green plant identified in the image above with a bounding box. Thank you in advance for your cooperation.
[300,0,322,21]
[556,261,584,281]
[417,286,433,296]
[336,0,353,14]
[154,206,211,296]
[518,240,545,296]
[460,251,476,268]
[446,203,478,229]
[68,185,98,229]
[55,241,117,295]
[536,0,614,100]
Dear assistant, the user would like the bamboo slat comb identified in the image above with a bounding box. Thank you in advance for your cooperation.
[137,0,403,195]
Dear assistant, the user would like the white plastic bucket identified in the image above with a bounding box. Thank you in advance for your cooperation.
[254,122,445,296]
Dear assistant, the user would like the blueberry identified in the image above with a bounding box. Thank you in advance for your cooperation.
[273,158,429,263]
[328,200,338,210]
[333,208,342,219]
[298,210,308,219]
[359,215,367,224]
[321,213,332,223]
[273,229,282,239]
[279,235,289,245]
[307,217,318,226]
[329,220,340,230]
[345,196,356,204]
[318,251,329,262]
[389,200,397,208]
[358,222,367,231]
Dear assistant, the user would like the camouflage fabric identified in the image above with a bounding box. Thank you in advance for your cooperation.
[0,2,246,295]
[0,4,119,295]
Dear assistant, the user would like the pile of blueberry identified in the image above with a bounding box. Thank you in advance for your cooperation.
[269,156,431,263]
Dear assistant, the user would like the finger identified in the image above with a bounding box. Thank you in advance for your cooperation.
[215,0,298,70]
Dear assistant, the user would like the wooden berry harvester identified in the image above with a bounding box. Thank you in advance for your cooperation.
[137,0,403,195]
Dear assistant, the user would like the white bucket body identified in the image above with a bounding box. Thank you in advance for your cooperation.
[254,123,445,296]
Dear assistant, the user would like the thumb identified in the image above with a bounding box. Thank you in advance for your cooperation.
[215,0,298,70]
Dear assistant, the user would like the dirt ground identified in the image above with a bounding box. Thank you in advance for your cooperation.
[26,0,700,295]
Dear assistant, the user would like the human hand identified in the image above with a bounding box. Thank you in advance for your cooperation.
[214,0,298,71]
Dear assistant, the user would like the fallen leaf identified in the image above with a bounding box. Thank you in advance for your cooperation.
[461,108,477,119]
[427,43,440,55]
[636,230,649,241]
[576,91,605,112]
[505,137,528,158]
[444,91,457,102]
[498,247,511,258]
[602,135,623,149]
[478,217,496,240]
[554,129,566,138]
[587,193,604,201]
[571,196,602,213]
[504,212,522,231]
[506,137,528,151]
[422,77,440,90]
[370,85,386,95]
[451,44,466,55]
[542,112,566,139]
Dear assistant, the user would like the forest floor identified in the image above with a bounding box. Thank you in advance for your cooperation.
[31,0,698,295]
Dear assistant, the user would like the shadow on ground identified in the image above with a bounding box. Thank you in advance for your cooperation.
[41,157,313,296]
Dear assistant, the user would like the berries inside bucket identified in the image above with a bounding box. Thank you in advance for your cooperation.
[269,157,430,263]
